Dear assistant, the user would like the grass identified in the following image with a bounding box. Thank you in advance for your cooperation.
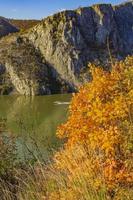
[0,143,132,200]
[0,148,108,200]
[0,132,132,199]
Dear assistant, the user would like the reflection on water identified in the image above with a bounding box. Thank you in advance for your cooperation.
[0,94,71,160]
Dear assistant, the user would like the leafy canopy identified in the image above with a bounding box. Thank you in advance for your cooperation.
[56,56,133,192]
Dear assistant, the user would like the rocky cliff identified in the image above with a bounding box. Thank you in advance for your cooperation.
[0,1,133,95]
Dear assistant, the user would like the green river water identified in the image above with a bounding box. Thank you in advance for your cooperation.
[0,94,71,160]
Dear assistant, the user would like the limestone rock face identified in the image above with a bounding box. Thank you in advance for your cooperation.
[25,2,133,90]
[0,38,51,95]
[114,2,133,55]
[0,17,18,37]
[0,37,73,95]
[0,2,133,95]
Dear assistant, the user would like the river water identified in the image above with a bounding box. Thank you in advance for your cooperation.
[0,94,71,160]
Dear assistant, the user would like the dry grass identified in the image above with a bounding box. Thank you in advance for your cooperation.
[0,147,108,200]
[0,145,132,200]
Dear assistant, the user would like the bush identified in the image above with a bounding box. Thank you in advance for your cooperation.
[56,56,133,198]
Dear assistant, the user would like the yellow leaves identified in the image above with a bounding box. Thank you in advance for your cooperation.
[56,56,133,194]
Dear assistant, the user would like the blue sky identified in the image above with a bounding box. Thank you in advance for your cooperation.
[0,0,125,19]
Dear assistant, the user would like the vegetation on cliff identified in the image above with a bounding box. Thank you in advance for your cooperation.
[9,19,40,31]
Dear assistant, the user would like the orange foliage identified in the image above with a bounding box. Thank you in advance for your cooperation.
[56,56,133,194]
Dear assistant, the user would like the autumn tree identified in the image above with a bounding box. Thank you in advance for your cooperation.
[56,56,133,198]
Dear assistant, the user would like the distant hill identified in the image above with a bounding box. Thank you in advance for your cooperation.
[0,17,18,37]
[9,19,40,30]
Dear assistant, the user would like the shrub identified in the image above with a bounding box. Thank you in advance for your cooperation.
[56,56,133,198]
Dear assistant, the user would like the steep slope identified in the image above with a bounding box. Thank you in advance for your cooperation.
[0,17,18,37]
[0,2,133,95]
[0,36,73,95]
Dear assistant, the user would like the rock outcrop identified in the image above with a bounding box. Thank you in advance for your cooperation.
[0,2,133,95]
